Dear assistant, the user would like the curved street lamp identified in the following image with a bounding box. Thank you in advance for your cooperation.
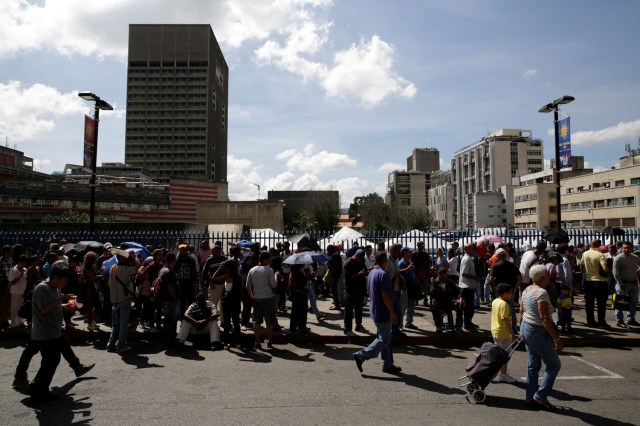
[539,95,574,232]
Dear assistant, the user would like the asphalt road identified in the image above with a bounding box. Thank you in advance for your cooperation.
[1,338,638,425]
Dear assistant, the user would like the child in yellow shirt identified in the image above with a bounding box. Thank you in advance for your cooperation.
[491,283,516,383]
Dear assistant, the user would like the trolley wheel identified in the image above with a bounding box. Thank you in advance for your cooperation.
[466,383,479,394]
[472,390,486,403]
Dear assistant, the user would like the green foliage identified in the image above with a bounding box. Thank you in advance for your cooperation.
[41,210,110,224]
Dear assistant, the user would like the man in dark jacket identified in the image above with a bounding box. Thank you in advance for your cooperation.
[430,268,461,334]
[343,250,368,335]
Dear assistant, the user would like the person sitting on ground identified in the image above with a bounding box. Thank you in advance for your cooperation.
[491,283,517,384]
[176,292,222,351]
[430,268,461,334]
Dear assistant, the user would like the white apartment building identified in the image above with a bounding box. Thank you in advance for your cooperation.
[451,129,544,229]
[428,170,454,229]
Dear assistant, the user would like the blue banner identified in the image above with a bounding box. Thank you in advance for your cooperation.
[558,116,571,168]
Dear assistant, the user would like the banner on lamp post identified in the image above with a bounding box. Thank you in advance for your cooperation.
[83,115,96,172]
[558,116,571,169]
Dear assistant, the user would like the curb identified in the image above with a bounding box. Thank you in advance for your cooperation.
[3,327,639,349]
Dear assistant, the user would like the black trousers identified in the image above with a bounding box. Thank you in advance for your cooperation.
[241,292,252,326]
[456,288,476,327]
[344,291,364,331]
[431,300,458,328]
[29,338,61,397]
[16,331,79,379]
[289,292,308,332]
[584,280,609,324]
[222,299,241,345]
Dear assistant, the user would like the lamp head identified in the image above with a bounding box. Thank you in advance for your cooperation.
[538,103,555,113]
[554,95,575,105]
[78,91,98,101]
[96,99,114,111]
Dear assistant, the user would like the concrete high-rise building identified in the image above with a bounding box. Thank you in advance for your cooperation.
[407,148,439,173]
[124,24,229,184]
[385,170,432,213]
[451,129,543,229]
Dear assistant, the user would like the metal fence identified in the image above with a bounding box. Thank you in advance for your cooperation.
[1,228,638,256]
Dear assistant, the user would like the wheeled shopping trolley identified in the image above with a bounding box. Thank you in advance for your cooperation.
[457,337,523,403]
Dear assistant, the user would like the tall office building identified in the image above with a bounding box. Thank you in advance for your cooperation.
[407,148,439,173]
[125,24,229,183]
[451,129,543,229]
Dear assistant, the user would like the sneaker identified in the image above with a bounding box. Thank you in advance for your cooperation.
[12,376,30,389]
[354,325,367,333]
[106,346,116,353]
[224,343,231,351]
[405,323,418,330]
[88,322,100,331]
[499,373,517,384]
[116,345,131,354]
[344,330,356,336]
[617,322,629,329]
[265,340,273,349]
[353,353,363,373]
[211,342,224,351]
[74,363,95,378]
[253,342,262,351]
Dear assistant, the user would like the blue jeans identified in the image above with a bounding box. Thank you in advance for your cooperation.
[162,301,181,343]
[108,304,131,351]
[615,283,638,323]
[307,284,321,318]
[521,321,561,401]
[356,319,394,368]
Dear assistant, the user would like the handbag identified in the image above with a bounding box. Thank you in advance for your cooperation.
[612,293,631,311]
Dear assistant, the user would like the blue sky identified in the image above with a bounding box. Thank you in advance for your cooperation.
[1,0,639,206]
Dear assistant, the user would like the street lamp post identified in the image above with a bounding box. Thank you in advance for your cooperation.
[539,95,574,232]
[78,91,113,234]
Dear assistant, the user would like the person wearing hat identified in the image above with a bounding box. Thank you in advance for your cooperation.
[343,249,368,336]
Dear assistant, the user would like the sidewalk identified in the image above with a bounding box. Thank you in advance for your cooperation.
[2,294,638,348]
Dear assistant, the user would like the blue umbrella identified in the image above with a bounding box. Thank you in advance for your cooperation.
[120,242,151,259]
[283,251,330,265]
[235,240,253,249]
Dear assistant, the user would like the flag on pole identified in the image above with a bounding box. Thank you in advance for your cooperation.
[558,116,571,168]
[83,115,96,172]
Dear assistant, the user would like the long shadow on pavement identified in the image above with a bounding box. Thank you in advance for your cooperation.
[22,377,95,425]
[484,395,634,426]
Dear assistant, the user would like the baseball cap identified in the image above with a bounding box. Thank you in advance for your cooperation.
[178,244,188,249]
[400,247,413,254]
[104,242,113,250]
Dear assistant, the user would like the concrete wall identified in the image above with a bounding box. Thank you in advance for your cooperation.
[197,200,283,229]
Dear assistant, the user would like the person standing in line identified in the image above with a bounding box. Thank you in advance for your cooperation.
[457,244,482,331]
[353,252,401,374]
[580,239,611,328]
[612,241,640,328]
[246,251,277,350]
[106,249,138,354]
[8,254,29,327]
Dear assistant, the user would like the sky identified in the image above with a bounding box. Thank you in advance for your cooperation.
[1,0,639,207]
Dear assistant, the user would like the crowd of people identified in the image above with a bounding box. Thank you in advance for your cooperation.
[1,235,638,407]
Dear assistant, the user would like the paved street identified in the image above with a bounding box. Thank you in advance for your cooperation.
[1,338,638,425]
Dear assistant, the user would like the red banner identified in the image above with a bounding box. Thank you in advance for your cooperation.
[83,115,96,172]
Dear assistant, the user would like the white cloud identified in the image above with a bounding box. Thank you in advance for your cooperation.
[321,36,417,107]
[0,80,85,141]
[523,69,538,79]
[572,119,640,147]
[1,1,413,107]
[0,80,124,142]
[377,162,403,172]
[226,154,264,201]
[279,143,357,173]
[33,158,50,171]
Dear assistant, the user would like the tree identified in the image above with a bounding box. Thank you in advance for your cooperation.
[349,193,395,231]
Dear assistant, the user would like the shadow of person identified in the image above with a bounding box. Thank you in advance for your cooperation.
[484,395,634,426]
[361,373,404,382]
[268,347,314,362]
[120,352,167,368]
[233,348,272,363]
[22,377,95,425]
[402,374,467,395]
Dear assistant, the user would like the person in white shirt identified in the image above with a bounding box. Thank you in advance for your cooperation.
[8,255,29,327]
